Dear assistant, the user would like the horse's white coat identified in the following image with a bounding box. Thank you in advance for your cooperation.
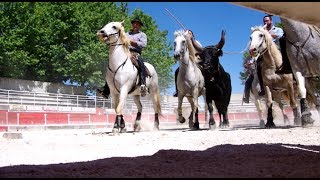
[173,30,207,128]
[97,21,161,131]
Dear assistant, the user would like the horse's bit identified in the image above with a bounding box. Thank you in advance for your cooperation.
[105,30,123,47]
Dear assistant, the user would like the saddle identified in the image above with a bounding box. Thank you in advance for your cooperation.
[275,34,293,75]
[130,52,151,77]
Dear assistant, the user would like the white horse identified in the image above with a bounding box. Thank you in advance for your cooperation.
[173,30,207,130]
[248,65,266,127]
[96,21,161,134]
[249,26,302,128]
[281,17,320,125]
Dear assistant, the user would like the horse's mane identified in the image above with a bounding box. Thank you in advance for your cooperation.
[251,26,282,68]
[114,22,131,56]
[174,30,199,64]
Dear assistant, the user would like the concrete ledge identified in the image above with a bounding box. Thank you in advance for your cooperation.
[2,132,23,139]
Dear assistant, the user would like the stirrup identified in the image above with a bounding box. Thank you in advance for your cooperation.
[242,97,249,104]
[173,91,178,97]
[140,85,148,97]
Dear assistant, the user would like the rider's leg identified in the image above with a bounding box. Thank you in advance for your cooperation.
[97,81,110,99]
[137,55,147,97]
[243,74,254,103]
[173,67,179,97]
[257,56,265,96]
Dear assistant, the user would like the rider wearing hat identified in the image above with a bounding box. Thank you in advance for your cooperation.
[127,17,148,97]
[98,17,148,98]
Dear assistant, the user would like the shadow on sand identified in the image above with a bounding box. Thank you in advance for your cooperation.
[1,143,320,178]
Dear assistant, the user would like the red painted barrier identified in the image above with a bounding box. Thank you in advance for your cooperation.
[0,108,293,132]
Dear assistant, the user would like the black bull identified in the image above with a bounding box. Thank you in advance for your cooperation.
[195,30,232,128]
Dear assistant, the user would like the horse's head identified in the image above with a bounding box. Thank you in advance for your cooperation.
[249,26,271,57]
[173,30,188,60]
[173,30,198,63]
[96,21,130,47]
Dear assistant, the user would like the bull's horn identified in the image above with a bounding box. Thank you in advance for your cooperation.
[216,30,226,49]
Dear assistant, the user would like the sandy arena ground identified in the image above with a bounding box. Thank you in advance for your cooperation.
[0,110,320,178]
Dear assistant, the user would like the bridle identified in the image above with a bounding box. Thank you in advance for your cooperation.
[105,30,124,47]
[251,29,268,57]
[105,29,137,94]
[175,36,189,66]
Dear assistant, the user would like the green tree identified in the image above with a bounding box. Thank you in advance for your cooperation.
[0,2,175,94]
[239,51,251,85]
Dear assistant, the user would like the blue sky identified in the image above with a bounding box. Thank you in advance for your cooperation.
[126,2,281,95]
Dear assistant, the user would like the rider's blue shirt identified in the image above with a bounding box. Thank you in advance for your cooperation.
[126,30,147,54]
[268,25,284,48]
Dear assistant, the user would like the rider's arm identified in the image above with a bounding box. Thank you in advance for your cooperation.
[131,32,147,49]
[270,27,284,41]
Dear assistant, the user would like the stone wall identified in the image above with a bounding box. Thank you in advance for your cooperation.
[0,77,86,95]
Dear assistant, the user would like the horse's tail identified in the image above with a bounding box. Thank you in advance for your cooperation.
[153,89,162,116]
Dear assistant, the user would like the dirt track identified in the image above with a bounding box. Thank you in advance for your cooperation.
[0,113,320,178]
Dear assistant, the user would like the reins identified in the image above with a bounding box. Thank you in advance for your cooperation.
[286,26,314,74]
[106,29,138,94]
[106,31,122,46]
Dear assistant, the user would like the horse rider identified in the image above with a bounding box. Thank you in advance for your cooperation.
[242,56,257,104]
[255,14,284,97]
[173,29,203,97]
[98,17,148,98]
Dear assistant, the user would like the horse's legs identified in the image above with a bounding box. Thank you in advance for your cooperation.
[202,95,209,129]
[273,92,290,126]
[254,96,265,127]
[177,95,186,124]
[251,76,265,127]
[187,97,196,129]
[222,112,230,128]
[206,96,216,130]
[316,96,320,116]
[295,72,315,127]
[265,86,276,128]
[194,108,199,130]
[132,95,143,132]
[300,98,315,127]
[111,94,121,133]
[112,90,129,134]
[149,86,161,130]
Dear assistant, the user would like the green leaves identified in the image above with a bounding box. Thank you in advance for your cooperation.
[0,2,175,94]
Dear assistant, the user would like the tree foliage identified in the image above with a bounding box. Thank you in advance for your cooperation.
[0,2,175,94]
[239,51,251,85]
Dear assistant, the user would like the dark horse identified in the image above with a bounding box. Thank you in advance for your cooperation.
[194,30,232,128]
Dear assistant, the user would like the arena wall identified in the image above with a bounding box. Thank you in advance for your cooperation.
[0,77,86,95]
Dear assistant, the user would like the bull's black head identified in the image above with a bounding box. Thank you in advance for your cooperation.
[199,46,223,74]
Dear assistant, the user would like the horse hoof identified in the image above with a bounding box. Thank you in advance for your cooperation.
[265,122,276,128]
[283,115,290,125]
[294,117,302,126]
[153,126,159,131]
[112,128,119,134]
[178,117,186,124]
[302,122,314,128]
[120,128,127,133]
[192,122,200,130]
[259,120,265,128]
[301,115,315,127]
[209,124,216,130]
[134,125,141,132]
